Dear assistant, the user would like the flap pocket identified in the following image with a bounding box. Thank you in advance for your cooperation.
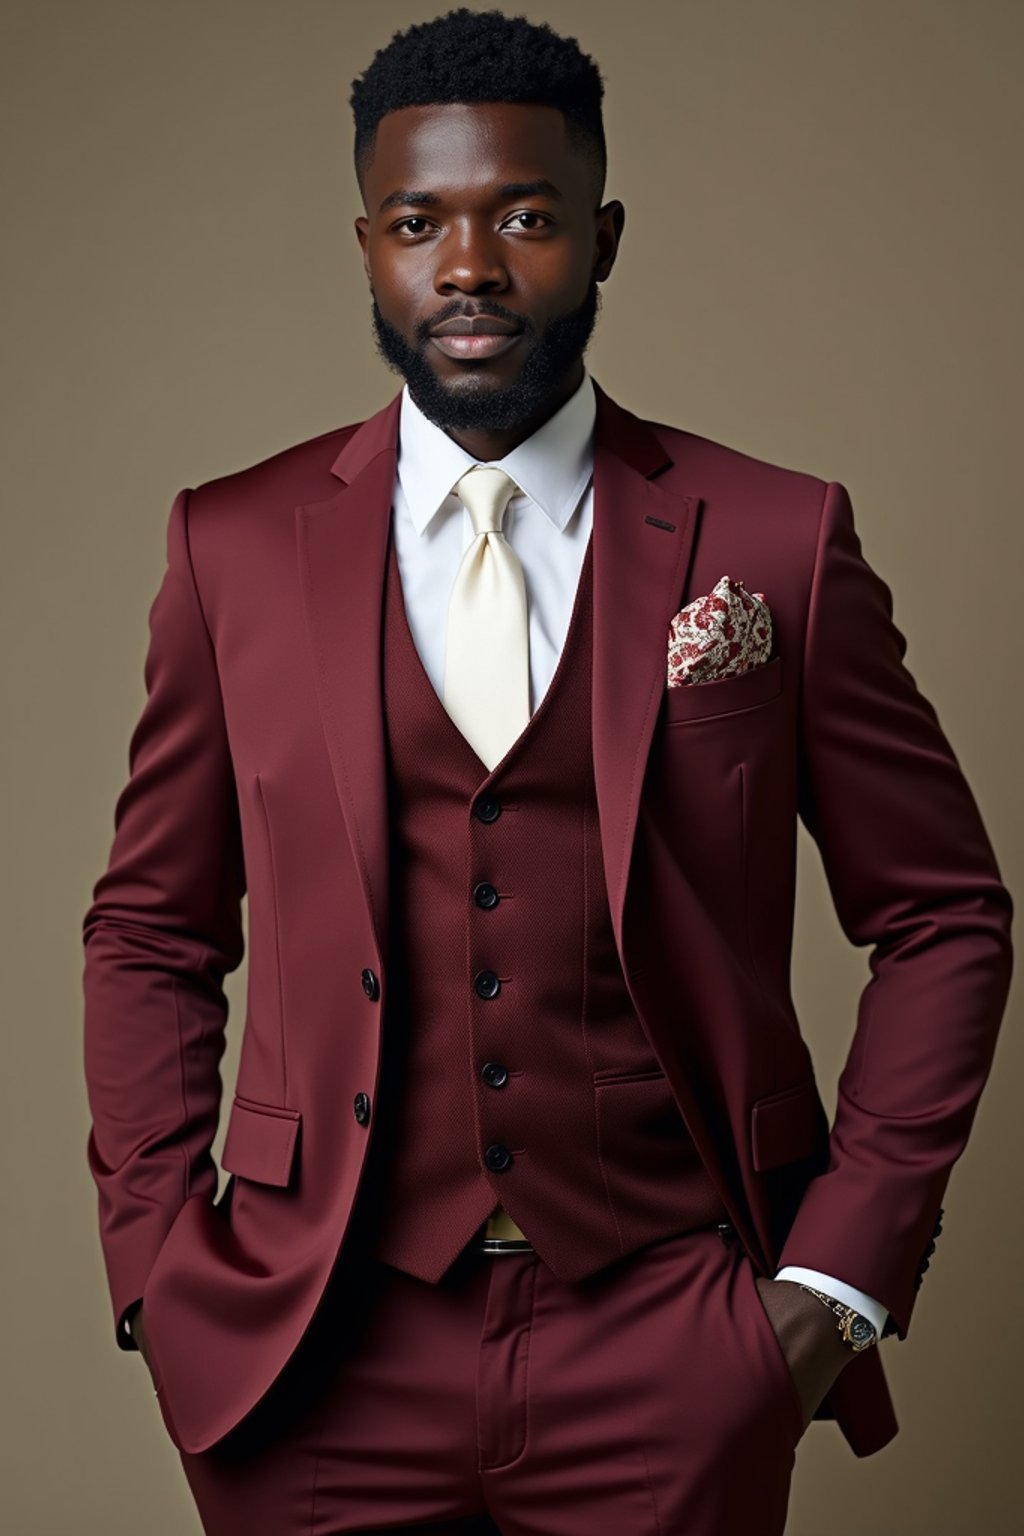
[664,654,783,724]
[750,1078,824,1172]
[221,1093,302,1187]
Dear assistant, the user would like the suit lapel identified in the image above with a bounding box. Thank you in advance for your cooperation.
[590,383,701,959]
[295,381,702,973]
[296,393,401,966]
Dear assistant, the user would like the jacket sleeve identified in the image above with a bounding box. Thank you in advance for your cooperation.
[82,487,246,1350]
[777,480,1013,1339]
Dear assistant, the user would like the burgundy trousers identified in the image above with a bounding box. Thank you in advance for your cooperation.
[177,1224,806,1535]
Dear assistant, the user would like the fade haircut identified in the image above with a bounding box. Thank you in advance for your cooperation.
[350,8,607,204]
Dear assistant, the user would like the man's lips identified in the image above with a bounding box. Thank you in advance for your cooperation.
[430,332,522,360]
[428,314,524,361]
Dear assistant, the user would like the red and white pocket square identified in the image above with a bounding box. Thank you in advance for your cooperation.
[667,576,773,686]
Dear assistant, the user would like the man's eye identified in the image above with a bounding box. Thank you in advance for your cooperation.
[396,217,432,235]
[505,211,550,231]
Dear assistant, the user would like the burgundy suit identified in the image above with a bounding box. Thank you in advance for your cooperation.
[82,382,1013,1488]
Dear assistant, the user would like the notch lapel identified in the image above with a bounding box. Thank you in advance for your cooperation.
[590,384,701,959]
[296,392,402,968]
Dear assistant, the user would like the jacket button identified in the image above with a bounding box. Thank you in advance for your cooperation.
[481,1060,508,1087]
[353,1092,371,1125]
[361,968,380,1000]
[473,881,499,909]
[474,794,502,823]
[474,969,501,999]
[485,1142,513,1171]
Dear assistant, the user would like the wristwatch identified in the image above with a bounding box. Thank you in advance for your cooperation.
[797,1284,878,1352]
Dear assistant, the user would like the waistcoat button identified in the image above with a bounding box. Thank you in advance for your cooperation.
[481,1060,508,1087]
[484,1142,513,1171]
[474,969,501,999]
[361,968,380,1000]
[353,1092,371,1125]
[473,881,500,909]
[474,794,502,823]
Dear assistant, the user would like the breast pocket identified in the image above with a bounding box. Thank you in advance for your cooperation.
[642,653,789,964]
[662,654,783,725]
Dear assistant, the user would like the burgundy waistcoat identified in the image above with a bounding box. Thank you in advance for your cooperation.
[366,519,728,1283]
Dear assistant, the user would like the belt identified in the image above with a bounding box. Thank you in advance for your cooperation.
[477,1206,535,1256]
[474,1214,735,1258]
[478,1237,535,1255]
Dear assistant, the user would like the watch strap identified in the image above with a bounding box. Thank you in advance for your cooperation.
[797,1283,878,1351]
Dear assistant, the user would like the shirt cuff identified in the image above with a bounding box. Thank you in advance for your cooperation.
[773,1265,889,1340]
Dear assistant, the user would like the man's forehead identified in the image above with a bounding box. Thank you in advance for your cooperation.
[366,101,576,188]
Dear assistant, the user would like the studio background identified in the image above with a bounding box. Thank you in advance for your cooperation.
[2,1,1020,1531]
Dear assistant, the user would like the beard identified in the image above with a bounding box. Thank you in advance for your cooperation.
[369,280,601,434]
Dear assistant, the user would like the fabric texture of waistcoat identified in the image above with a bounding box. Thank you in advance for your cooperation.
[367,517,729,1283]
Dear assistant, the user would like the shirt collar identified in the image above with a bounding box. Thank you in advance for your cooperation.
[396,370,596,536]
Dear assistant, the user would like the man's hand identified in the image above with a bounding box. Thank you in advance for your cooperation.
[126,1301,157,1389]
[754,1277,852,1428]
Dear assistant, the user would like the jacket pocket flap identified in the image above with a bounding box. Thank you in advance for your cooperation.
[750,1078,823,1172]
[221,1094,301,1187]
[664,654,783,724]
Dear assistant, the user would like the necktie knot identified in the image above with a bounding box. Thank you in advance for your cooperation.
[454,466,519,538]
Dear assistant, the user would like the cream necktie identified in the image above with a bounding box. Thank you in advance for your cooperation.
[443,465,532,1246]
[442,466,531,772]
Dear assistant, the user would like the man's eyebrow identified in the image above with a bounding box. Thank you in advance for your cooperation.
[377,179,565,214]
[378,189,442,213]
[496,180,564,201]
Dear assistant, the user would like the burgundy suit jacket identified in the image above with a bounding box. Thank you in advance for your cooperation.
[82,381,1013,1457]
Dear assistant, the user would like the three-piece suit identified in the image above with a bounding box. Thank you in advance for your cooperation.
[82,377,1013,1531]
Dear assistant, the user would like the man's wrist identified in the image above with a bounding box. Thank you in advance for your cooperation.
[773,1265,889,1340]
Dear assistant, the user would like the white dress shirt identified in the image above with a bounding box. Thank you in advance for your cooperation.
[392,369,596,713]
[390,369,889,1342]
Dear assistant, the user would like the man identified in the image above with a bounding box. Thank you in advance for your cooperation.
[82,9,1013,1534]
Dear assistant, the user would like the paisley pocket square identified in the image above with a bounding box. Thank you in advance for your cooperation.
[667,576,773,686]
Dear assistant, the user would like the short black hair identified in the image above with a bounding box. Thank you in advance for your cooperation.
[350,8,606,201]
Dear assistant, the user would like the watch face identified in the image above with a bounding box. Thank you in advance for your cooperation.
[846,1314,877,1349]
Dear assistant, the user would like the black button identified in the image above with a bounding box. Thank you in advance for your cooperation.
[485,1142,513,1171]
[474,969,501,999]
[353,1091,371,1125]
[474,794,502,823]
[361,968,380,1001]
[481,1060,508,1088]
[473,881,499,909]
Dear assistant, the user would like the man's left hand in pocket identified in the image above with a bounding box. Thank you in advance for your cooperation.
[754,1278,852,1428]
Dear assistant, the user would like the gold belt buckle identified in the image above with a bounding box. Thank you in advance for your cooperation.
[480,1205,534,1254]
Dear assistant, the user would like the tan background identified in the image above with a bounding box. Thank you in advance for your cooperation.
[2,0,1020,1530]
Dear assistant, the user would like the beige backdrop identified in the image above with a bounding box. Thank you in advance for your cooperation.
[2,1,1020,1530]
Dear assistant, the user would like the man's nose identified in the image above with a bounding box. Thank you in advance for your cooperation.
[434,222,509,294]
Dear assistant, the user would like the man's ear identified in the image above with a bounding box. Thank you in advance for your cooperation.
[594,199,625,283]
[355,216,371,280]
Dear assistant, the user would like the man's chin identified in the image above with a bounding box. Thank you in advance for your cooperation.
[403,364,546,434]
[418,367,517,403]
